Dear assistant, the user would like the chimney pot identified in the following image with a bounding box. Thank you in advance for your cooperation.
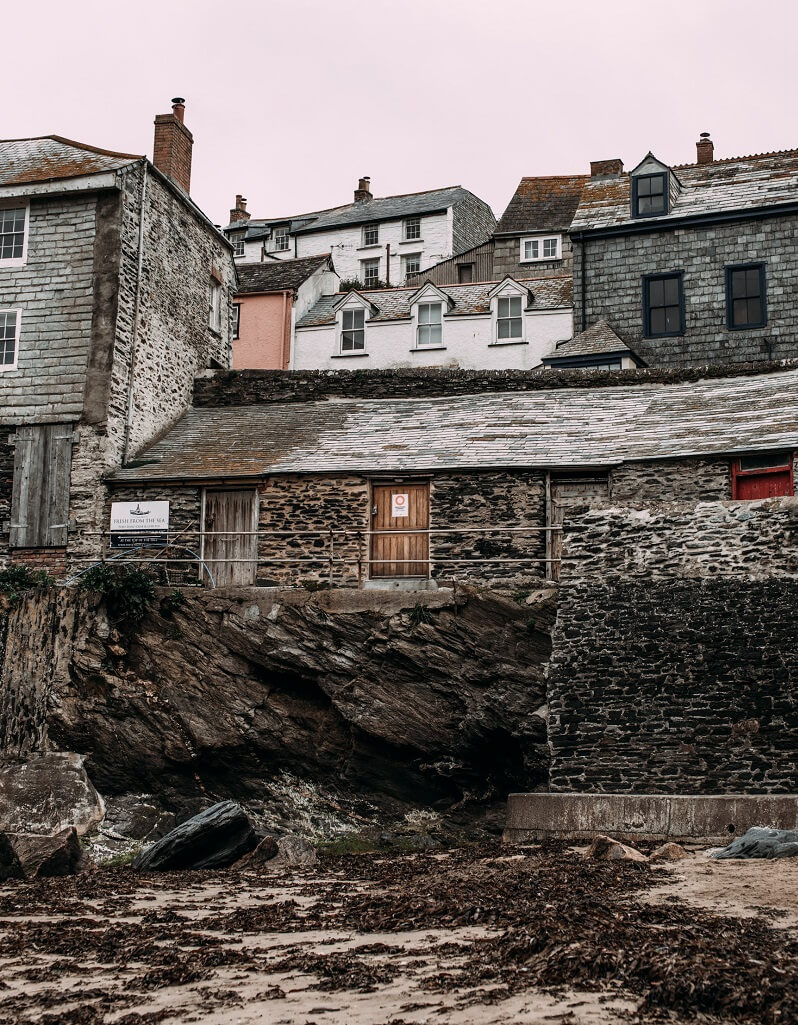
[590,158,624,177]
[354,176,373,202]
[229,194,250,224]
[696,132,714,164]
[153,97,194,193]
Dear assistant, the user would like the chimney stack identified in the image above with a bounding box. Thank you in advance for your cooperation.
[354,176,372,202]
[590,159,624,177]
[229,194,250,223]
[153,97,193,194]
[696,132,714,165]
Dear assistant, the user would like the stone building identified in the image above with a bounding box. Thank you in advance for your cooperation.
[570,137,798,367]
[106,362,798,589]
[0,100,237,577]
[223,180,496,286]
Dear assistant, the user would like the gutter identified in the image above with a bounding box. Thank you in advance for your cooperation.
[570,200,798,241]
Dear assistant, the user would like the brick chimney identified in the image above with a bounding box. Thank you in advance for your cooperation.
[229,194,250,224]
[354,176,372,202]
[696,132,714,165]
[590,159,624,177]
[153,97,193,193]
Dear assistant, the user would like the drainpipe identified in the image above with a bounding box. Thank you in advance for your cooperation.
[281,289,290,368]
[122,162,148,463]
[385,243,391,286]
[579,235,587,334]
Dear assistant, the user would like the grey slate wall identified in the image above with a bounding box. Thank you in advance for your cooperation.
[573,213,798,366]
[548,500,798,794]
[452,193,497,255]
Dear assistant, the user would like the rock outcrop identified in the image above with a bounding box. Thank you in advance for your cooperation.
[712,826,798,859]
[10,827,88,878]
[0,586,552,831]
[0,752,105,836]
[132,801,256,872]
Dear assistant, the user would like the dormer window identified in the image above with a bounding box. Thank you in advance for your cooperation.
[632,173,667,217]
[520,235,560,262]
[341,308,366,351]
[231,236,246,257]
[363,224,379,246]
[497,295,523,339]
[417,303,442,347]
[273,227,290,251]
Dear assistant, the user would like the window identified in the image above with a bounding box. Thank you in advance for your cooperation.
[341,308,365,351]
[416,302,442,347]
[361,258,380,287]
[457,263,474,283]
[402,253,421,281]
[232,237,246,258]
[363,224,379,246]
[632,173,668,217]
[232,304,241,340]
[643,273,684,337]
[732,451,793,500]
[273,227,289,251]
[209,280,222,333]
[0,205,27,264]
[520,235,560,262]
[497,295,523,340]
[0,309,20,370]
[726,263,767,329]
[404,217,421,241]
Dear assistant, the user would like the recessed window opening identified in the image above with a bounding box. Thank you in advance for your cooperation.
[521,235,560,262]
[737,450,791,472]
[726,264,766,329]
[208,280,222,333]
[497,295,523,339]
[0,309,20,369]
[633,173,667,216]
[232,237,245,257]
[644,273,683,337]
[457,263,474,283]
[363,224,379,246]
[232,304,240,340]
[361,258,380,287]
[402,253,421,280]
[341,307,365,351]
[404,217,421,241]
[273,227,289,251]
[417,302,442,346]
[0,207,26,261]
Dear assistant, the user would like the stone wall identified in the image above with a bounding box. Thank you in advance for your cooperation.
[493,235,575,282]
[611,456,732,504]
[573,213,798,366]
[548,499,798,794]
[192,360,794,408]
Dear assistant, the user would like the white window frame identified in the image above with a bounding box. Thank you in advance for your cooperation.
[415,302,443,348]
[273,227,290,252]
[231,237,246,258]
[0,308,21,372]
[495,294,524,342]
[232,304,241,340]
[404,217,421,241]
[339,306,366,353]
[209,280,222,333]
[0,202,30,268]
[520,234,561,263]
[402,252,422,281]
[361,258,380,287]
[363,223,379,247]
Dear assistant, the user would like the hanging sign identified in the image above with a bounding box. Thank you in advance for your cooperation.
[391,493,409,518]
[109,501,170,549]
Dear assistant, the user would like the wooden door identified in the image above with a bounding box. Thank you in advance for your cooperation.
[202,489,258,587]
[10,424,73,547]
[370,484,429,578]
[548,474,609,581]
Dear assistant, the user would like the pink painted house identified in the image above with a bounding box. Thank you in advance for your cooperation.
[233,254,338,369]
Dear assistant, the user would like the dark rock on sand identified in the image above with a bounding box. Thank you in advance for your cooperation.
[132,801,256,872]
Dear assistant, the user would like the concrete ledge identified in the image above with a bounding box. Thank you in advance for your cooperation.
[503,793,798,845]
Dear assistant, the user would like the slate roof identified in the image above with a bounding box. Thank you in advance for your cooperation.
[112,366,798,482]
[0,136,141,187]
[296,277,573,327]
[543,321,636,359]
[235,255,333,295]
[225,186,474,236]
[572,150,798,232]
[495,175,588,236]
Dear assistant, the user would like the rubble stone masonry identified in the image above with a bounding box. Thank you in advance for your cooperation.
[548,499,798,794]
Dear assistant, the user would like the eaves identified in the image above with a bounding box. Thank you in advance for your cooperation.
[570,201,798,241]
[293,207,450,235]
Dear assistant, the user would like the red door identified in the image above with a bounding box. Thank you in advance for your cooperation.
[732,453,794,500]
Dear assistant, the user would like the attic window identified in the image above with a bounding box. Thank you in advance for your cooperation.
[632,173,668,217]
[341,308,365,352]
[231,236,245,257]
[520,236,560,262]
[273,227,290,251]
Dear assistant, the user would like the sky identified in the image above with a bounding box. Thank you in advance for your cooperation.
[3,0,797,227]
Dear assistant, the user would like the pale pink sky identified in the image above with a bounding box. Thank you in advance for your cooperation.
[4,0,797,227]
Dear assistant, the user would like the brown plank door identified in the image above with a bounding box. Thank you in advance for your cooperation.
[202,489,258,587]
[370,484,429,578]
[547,474,609,581]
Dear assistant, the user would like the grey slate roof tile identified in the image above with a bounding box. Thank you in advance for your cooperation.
[495,175,587,235]
[544,320,635,358]
[235,255,333,294]
[0,136,140,186]
[112,367,798,482]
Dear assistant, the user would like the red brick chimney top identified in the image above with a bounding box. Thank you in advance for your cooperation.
[229,194,250,224]
[696,132,714,165]
[153,96,193,194]
[590,159,624,177]
[354,176,372,202]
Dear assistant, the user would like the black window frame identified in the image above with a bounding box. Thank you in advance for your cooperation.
[631,172,669,218]
[642,271,685,338]
[725,262,767,331]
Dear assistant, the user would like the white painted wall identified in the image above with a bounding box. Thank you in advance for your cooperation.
[293,306,573,370]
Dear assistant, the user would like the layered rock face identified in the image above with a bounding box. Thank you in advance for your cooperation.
[0,586,552,828]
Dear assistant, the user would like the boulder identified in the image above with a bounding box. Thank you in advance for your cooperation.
[132,801,256,872]
[0,753,105,837]
[236,835,279,868]
[103,794,176,842]
[650,842,688,862]
[711,826,798,860]
[584,834,647,863]
[10,828,88,878]
[0,832,24,881]
[272,835,317,867]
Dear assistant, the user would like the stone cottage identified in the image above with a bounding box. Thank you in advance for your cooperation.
[0,99,237,577]
[106,363,798,588]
